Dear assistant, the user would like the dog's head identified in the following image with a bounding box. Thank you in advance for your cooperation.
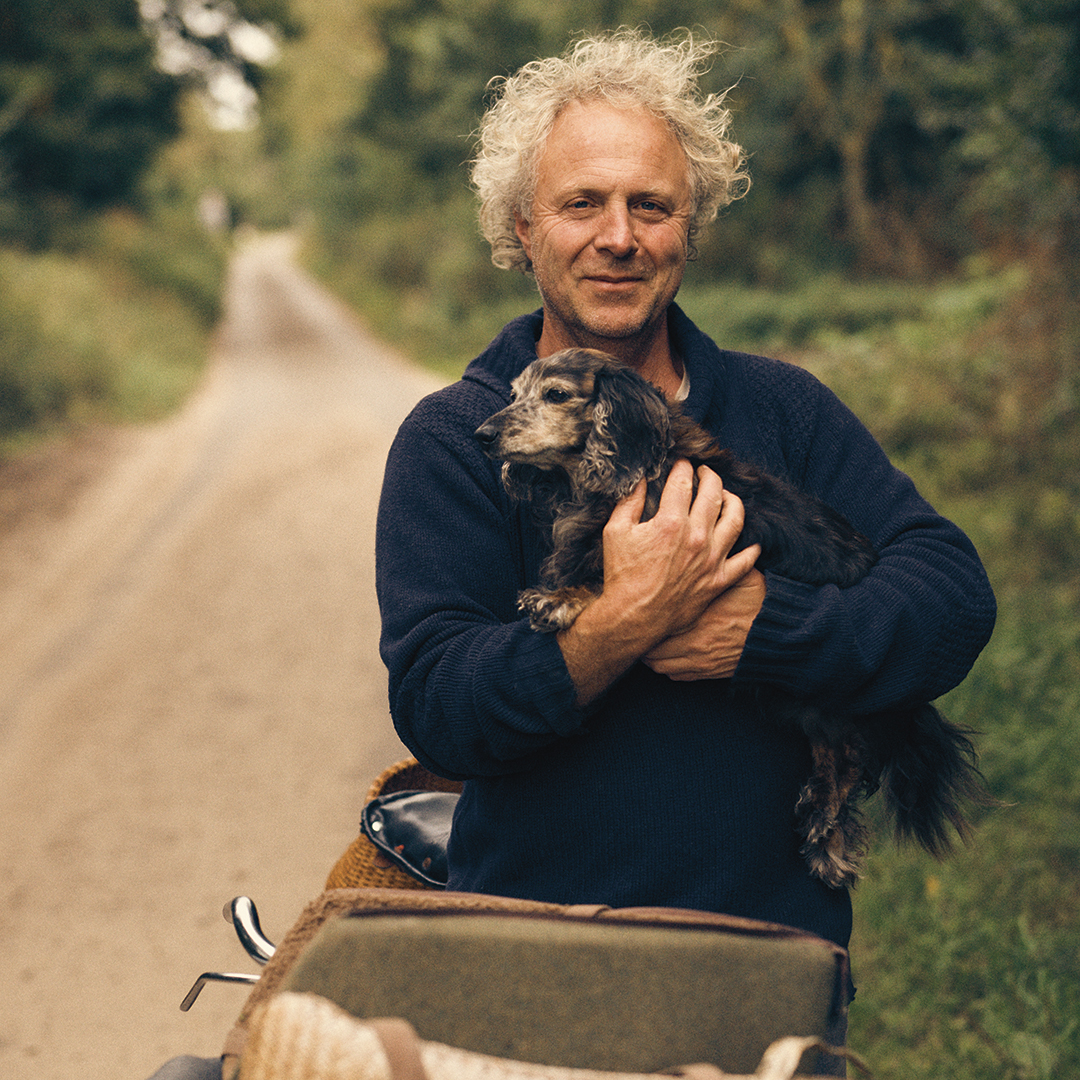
[475,348,674,500]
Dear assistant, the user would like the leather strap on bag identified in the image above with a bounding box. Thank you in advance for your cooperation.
[368,1019,430,1080]
[237,994,871,1080]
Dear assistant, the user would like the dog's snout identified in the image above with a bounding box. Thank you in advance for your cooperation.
[475,418,501,448]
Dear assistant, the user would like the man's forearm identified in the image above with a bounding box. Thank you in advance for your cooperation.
[641,568,765,681]
[556,590,665,707]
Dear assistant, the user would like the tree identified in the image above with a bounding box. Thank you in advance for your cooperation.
[0,0,297,230]
[707,0,1080,280]
[140,0,299,130]
[0,0,181,210]
[933,0,1080,416]
[930,0,1079,248]
[704,0,976,277]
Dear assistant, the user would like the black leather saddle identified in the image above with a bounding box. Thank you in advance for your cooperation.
[360,789,459,888]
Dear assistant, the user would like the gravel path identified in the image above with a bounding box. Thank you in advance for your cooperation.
[0,233,444,1080]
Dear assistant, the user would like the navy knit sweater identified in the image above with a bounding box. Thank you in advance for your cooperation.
[375,306,996,949]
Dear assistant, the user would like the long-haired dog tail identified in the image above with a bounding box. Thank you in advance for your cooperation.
[879,702,991,856]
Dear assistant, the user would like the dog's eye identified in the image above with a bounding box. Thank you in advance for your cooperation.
[543,388,572,404]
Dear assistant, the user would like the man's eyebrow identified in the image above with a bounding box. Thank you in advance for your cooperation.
[555,185,679,204]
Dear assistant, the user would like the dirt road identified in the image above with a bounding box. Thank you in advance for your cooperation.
[0,233,445,1079]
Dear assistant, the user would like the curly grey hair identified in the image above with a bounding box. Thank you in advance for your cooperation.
[471,27,750,273]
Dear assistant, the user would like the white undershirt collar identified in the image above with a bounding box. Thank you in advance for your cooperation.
[673,365,691,402]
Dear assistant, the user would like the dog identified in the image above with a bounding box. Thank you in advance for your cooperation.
[475,347,986,887]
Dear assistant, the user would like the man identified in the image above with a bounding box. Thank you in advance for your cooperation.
[376,30,995,950]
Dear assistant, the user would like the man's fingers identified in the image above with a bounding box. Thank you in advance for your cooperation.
[710,479,745,536]
[656,459,696,514]
[608,475,648,526]
[687,469,748,568]
[683,465,743,531]
[726,542,761,580]
[651,463,750,569]
[686,463,724,517]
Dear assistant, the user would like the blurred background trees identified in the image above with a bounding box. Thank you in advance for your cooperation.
[311,0,1079,273]
[268,0,1076,377]
[3,0,1074,327]
[0,0,180,231]
[0,0,292,436]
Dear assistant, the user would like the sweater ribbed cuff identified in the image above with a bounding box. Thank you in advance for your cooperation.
[734,572,824,693]
[472,623,585,739]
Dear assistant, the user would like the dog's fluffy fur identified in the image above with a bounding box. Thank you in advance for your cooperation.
[476,347,986,887]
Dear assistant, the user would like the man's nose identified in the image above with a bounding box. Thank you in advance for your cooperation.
[593,203,637,257]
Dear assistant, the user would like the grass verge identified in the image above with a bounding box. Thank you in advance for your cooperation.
[0,208,227,457]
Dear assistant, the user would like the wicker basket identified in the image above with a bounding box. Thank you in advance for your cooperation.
[324,759,463,891]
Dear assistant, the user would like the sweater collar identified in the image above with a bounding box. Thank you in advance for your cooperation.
[462,309,544,395]
[462,303,727,422]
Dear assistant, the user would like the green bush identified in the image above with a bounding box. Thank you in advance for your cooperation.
[0,269,116,435]
[0,219,222,451]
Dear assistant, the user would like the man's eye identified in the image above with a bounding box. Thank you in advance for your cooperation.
[544,388,572,403]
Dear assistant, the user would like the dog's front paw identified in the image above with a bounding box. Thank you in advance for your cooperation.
[519,587,595,632]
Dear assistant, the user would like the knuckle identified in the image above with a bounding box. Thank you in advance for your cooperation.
[686,522,710,552]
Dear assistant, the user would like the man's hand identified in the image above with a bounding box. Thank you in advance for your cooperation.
[642,567,766,680]
[600,460,757,640]
[557,461,760,705]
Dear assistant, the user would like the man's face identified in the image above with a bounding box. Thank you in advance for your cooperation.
[515,100,694,353]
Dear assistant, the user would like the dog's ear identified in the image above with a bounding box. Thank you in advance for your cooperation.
[501,461,531,502]
[578,363,672,496]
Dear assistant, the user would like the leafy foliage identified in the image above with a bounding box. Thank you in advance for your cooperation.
[139,0,300,130]
[0,0,292,445]
[0,0,294,242]
[0,0,181,216]
[0,207,223,449]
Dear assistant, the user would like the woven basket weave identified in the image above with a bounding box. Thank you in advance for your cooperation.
[324,759,463,891]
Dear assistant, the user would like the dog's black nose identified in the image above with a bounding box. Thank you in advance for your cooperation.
[475,420,499,447]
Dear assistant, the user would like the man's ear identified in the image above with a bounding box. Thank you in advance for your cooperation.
[513,211,533,262]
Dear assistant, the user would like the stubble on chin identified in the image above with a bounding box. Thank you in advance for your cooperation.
[533,271,669,349]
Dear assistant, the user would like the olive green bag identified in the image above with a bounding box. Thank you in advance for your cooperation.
[221,887,853,1080]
